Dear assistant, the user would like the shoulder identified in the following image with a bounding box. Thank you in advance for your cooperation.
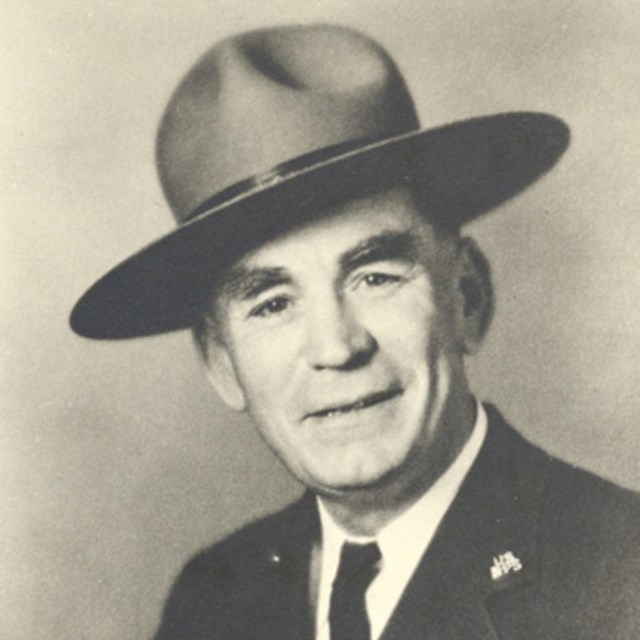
[537,445,640,634]
[199,494,307,555]
[153,494,315,639]
[536,438,640,574]
[507,411,640,533]
[485,406,640,635]
[472,404,640,563]
[169,492,313,591]
[485,403,640,525]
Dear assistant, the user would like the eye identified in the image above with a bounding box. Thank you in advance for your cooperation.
[249,296,291,318]
[350,266,409,298]
[362,272,402,287]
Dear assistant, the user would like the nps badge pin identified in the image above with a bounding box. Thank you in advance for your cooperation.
[490,551,523,580]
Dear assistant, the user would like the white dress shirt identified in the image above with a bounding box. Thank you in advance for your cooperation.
[315,401,488,640]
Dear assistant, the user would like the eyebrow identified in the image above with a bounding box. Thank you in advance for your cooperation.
[339,230,420,274]
[220,230,420,302]
[220,266,291,301]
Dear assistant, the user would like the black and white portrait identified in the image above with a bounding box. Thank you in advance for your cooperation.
[3,2,640,639]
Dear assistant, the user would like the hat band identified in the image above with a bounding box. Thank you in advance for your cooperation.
[183,134,390,224]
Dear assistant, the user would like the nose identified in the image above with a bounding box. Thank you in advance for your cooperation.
[305,294,376,370]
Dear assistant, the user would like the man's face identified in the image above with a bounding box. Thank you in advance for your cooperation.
[206,187,473,498]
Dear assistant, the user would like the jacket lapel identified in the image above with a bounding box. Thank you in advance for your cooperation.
[380,406,547,640]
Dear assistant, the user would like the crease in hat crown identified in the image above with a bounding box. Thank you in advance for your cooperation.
[156,23,420,223]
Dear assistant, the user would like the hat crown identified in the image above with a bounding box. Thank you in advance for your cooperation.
[156,24,419,222]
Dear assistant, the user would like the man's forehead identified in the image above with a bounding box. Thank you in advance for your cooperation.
[232,186,438,267]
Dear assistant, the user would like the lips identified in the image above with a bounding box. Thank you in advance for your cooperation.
[305,386,403,419]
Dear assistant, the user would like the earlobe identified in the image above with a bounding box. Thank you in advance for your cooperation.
[202,340,247,412]
[454,237,493,355]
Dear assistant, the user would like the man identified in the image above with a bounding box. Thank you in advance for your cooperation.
[71,24,640,639]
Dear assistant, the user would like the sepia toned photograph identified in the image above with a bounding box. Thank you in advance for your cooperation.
[3,1,640,638]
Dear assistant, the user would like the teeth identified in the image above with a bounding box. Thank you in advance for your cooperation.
[325,407,348,417]
[312,388,400,419]
[323,395,379,417]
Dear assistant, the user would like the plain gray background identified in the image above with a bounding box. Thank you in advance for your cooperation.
[3,1,640,638]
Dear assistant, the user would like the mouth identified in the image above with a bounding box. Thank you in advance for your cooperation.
[306,387,403,419]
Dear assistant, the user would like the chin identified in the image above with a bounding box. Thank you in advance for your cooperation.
[299,450,407,495]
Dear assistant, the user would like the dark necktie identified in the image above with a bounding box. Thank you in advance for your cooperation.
[329,542,382,640]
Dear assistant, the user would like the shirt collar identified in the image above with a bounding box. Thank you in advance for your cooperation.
[316,400,488,613]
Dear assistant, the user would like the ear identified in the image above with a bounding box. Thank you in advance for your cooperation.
[453,237,494,355]
[197,336,247,412]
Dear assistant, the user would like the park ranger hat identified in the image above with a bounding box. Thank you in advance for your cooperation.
[70,23,569,339]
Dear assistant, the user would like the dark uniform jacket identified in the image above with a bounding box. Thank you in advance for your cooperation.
[154,406,640,639]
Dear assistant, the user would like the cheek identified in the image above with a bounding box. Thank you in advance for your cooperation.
[230,326,303,413]
[364,283,438,356]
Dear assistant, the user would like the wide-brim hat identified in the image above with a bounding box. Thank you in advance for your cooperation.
[70,24,569,339]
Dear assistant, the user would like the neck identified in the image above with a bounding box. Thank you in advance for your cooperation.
[318,390,477,537]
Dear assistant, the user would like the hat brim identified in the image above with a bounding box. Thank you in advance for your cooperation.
[71,112,569,339]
